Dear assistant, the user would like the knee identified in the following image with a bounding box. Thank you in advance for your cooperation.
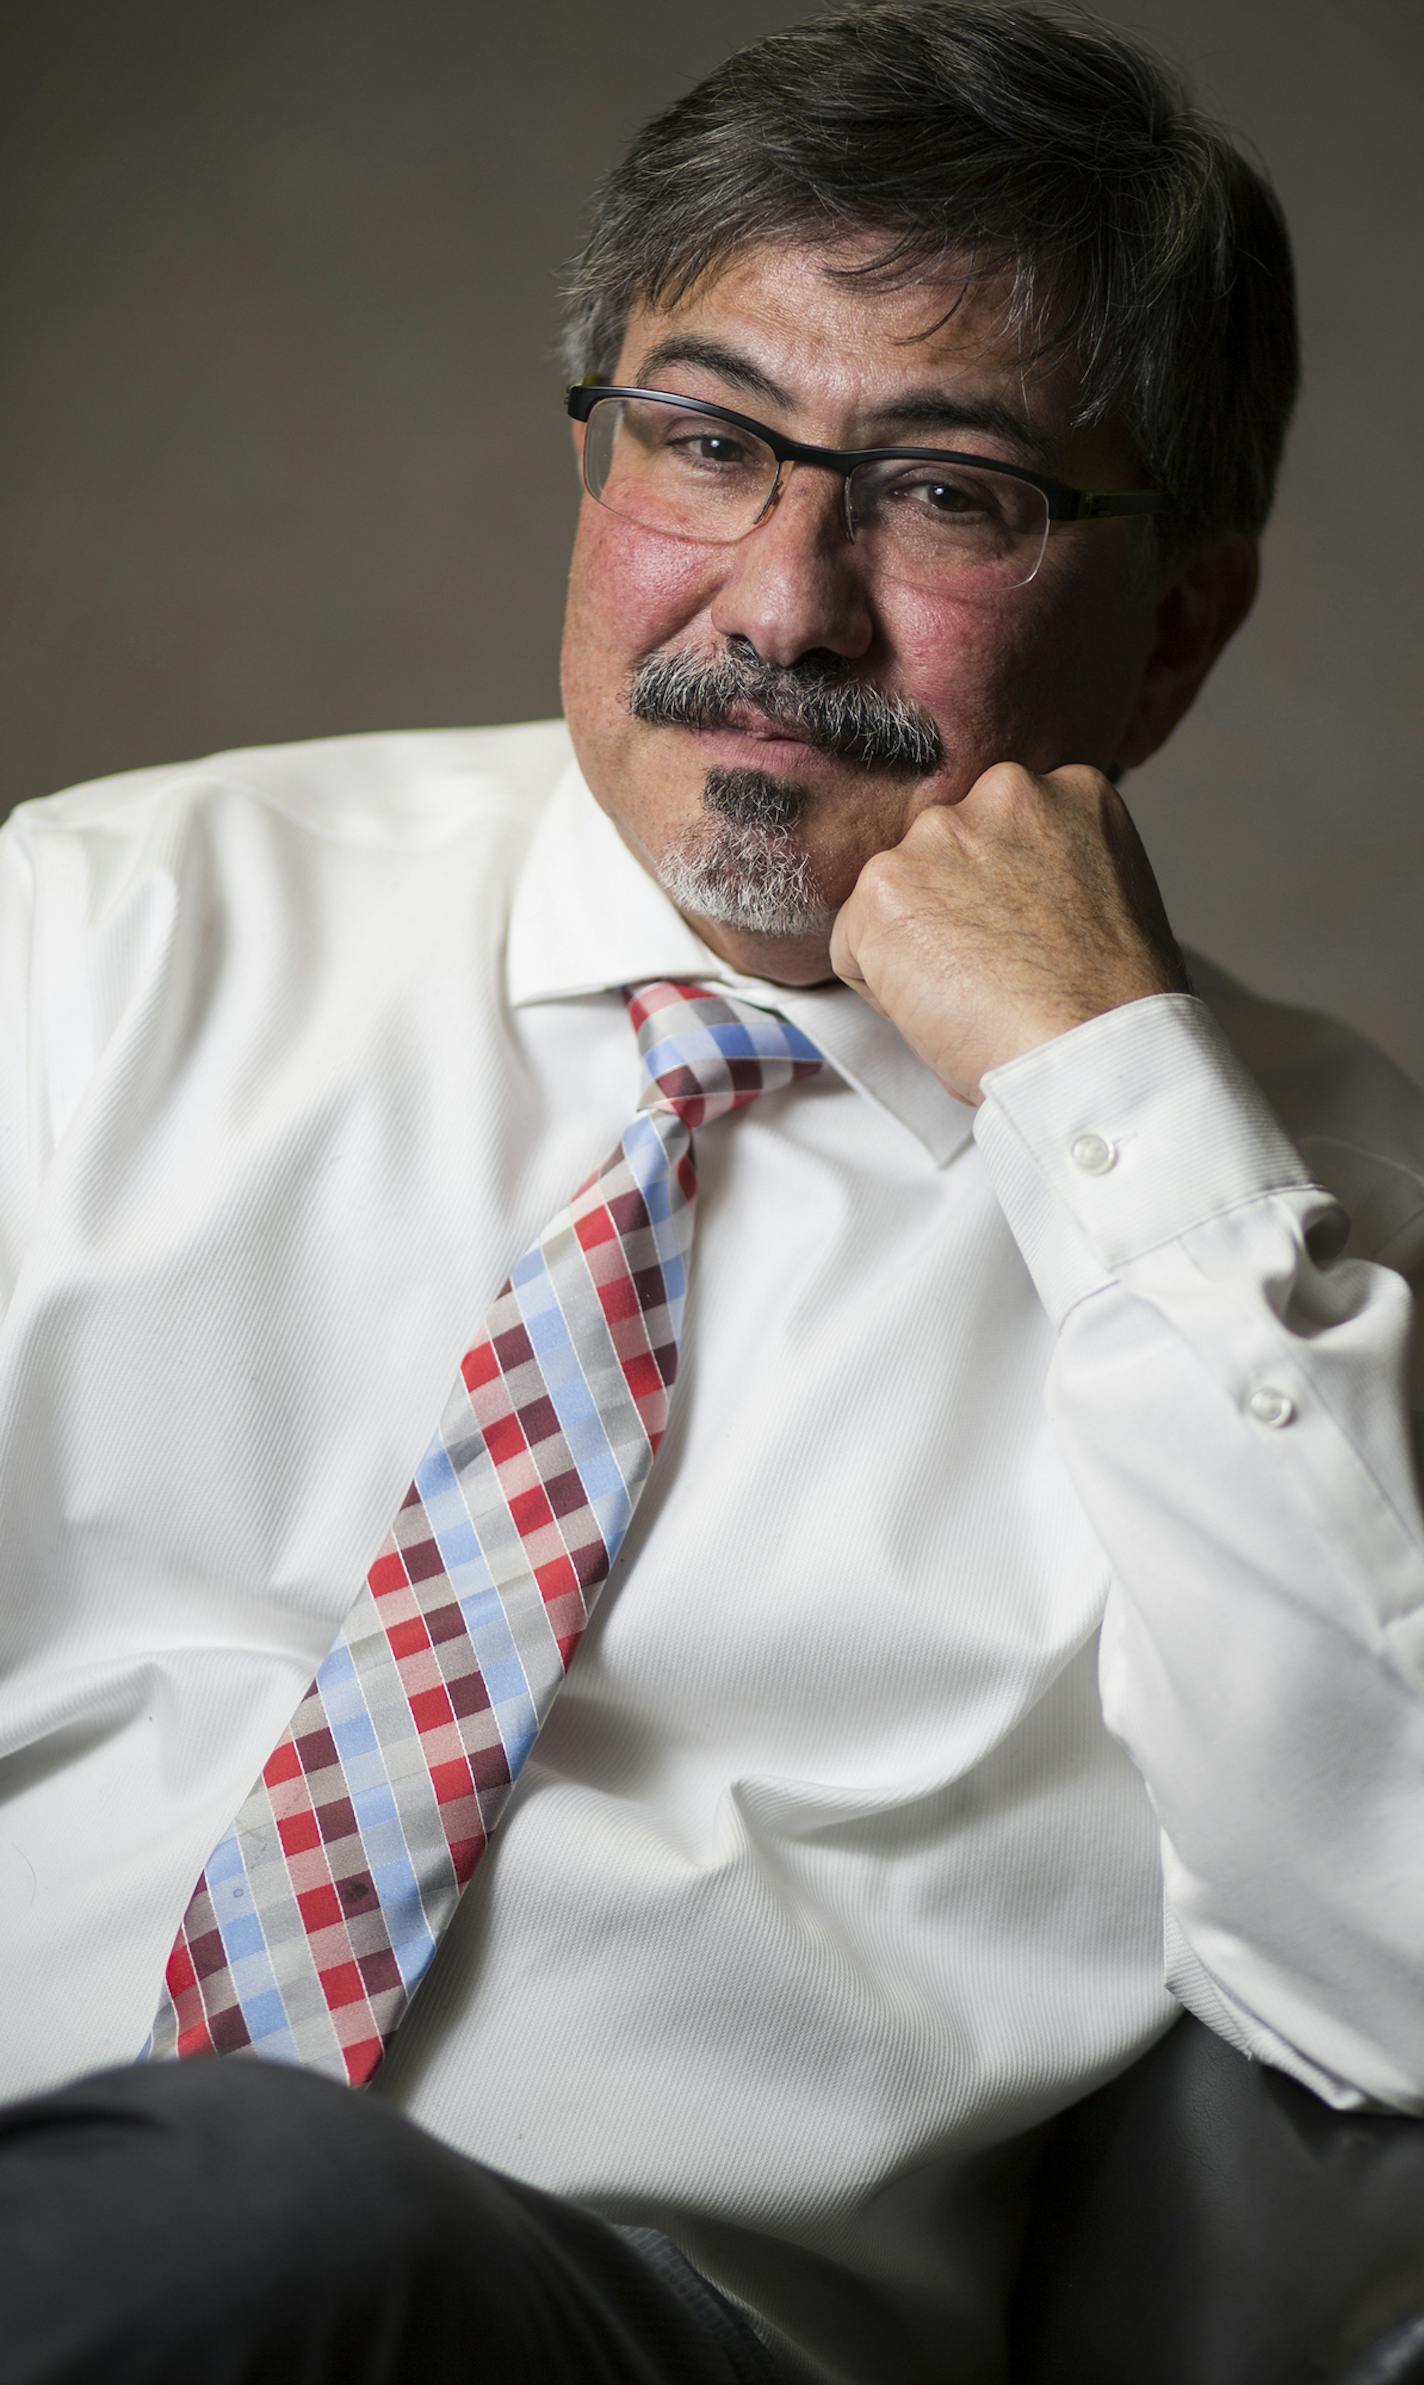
[2,2059,500,2382]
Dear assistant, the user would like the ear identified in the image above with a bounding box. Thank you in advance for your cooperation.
[1114,533,1259,771]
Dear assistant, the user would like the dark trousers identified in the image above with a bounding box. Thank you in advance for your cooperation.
[0,2060,781,2384]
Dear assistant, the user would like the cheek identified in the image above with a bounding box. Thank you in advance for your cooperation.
[883,575,1146,772]
[880,589,1042,746]
[565,508,720,672]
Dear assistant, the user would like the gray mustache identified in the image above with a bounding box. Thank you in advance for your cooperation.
[629,650,943,775]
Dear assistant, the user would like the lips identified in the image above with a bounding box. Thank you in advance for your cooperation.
[690,721,824,769]
[704,706,796,738]
[697,707,823,752]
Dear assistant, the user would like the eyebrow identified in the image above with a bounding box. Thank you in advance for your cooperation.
[630,334,1055,469]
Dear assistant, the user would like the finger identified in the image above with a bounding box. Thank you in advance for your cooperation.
[827,903,862,988]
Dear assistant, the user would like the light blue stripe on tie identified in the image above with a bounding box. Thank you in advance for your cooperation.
[220,1910,268,1963]
[351,1813,409,1869]
[256,2032,316,2069]
[350,1792,408,1870]
[209,1868,257,1927]
[416,1442,490,1540]
[413,1447,496,1591]
[317,1649,373,1731]
[423,1479,490,1547]
[333,1738,397,1798]
[448,1579,538,1753]
[230,1945,281,2001]
[709,1022,761,1059]
[430,1516,486,1584]
[591,1480,634,1553]
[205,1833,245,1887]
[371,1859,438,1986]
[625,1111,674,1206]
[329,1709,380,1764]
[352,1780,400,1833]
[517,1289,628,1504]
[482,1653,536,1709]
[243,1988,293,2043]
[714,1017,804,1062]
[501,1706,540,1773]
[623,1118,691,1283]
[641,1027,714,1081]
[317,1641,358,1692]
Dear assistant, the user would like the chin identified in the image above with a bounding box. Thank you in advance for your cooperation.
[653,812,839,944]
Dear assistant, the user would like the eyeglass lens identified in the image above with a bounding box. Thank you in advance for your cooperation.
[581,396,1051,591]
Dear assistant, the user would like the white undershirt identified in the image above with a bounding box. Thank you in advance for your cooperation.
[1,720,1422,2385]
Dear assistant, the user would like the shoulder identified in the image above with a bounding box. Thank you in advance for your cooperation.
[1187,950,1424,1257]
[0,723,577,1126]
[5,720,575,868]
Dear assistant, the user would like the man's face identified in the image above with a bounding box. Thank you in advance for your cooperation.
[561,238,1166,986]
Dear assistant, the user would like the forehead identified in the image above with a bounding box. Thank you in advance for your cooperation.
[615,236,1082,438]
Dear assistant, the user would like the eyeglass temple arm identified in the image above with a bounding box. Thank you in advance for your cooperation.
[1068,489,1168,519]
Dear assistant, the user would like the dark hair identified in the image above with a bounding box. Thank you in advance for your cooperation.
[560,0,1299,548]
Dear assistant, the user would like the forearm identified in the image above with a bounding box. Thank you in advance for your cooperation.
[976,993,1424,2109]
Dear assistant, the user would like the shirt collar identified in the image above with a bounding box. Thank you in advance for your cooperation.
[506,753,975,1167]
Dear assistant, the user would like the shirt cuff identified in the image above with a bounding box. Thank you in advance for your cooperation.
[973,994,1325,1325]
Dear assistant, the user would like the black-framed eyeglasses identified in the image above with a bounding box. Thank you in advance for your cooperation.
[567,382,1166,596]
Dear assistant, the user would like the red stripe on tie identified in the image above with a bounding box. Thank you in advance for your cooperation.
[367,1549,411,1601]
[409,1685,455,1735]
[461,1341,500,1393]
[262,1739,303,1790]
[597,1272,640,1324]
[430,1757,477,1805]
[508,1484,554,1538]
[622,1351,664,1405]
[298,1883,344,1932]
[385,1614,431,1662]
[319,1962,366,2012]
[165,1940,198,2001]
[535,1553,580,1604]
[344,2038,385,2086]
[575,1206,617,1250]
[277,1806,322,1857]
[485,1414,528,1469]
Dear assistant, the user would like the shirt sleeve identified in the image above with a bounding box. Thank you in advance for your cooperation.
[974,992,1424,2114]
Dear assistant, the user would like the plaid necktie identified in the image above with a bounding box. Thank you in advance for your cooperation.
[148,981,821,2083]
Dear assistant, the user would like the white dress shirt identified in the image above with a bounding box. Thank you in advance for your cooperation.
[1,720,1422,2385]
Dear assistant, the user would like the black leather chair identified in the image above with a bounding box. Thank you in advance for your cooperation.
[1009,2014,1424,2384]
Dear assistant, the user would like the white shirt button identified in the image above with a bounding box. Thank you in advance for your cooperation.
[1069,1131,1117,1175]
[1247,1385,1296,1428]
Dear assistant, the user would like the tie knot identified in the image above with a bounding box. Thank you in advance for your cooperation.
[625,981,822,1127]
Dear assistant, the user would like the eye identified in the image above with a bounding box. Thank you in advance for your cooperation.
[665,426,759,469]
[887,468,997,518]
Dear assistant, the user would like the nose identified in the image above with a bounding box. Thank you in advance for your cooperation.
[708,461,875,667]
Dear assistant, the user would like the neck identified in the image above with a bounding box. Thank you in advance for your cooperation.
[679,909,839,989]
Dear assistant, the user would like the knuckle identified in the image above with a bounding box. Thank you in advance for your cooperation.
[1058,763,1121,816]
[974,761,1036,808]
[903,802,959,855]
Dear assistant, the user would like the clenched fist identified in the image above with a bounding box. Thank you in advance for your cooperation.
[827,763,1189,1106]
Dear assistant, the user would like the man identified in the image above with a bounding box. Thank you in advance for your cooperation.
[1,3,1421,2380]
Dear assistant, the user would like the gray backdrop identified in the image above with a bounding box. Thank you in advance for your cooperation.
[3,0,1420,1078]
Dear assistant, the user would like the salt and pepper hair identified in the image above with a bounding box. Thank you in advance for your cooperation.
[560,0,1299,552]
